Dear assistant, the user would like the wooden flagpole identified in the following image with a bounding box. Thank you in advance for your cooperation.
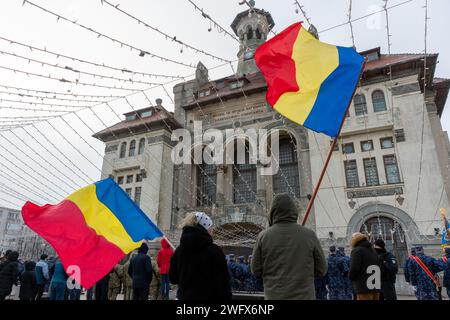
[163,235,176,250]
[302,59,367,226]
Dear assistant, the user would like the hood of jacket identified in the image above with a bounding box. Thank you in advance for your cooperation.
[161,238,170,249]
[179,225,213,253]
[354,239,373,250]
[269,193,298,226]
[138,242,149,254]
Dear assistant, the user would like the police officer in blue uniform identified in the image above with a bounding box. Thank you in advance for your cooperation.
[442,247,450,298]
[337,246,352,300]
[247,255,264,293]
[404,246,443,300]
[227,254,239,291]
[235,256,248,291]
[314,275,328,300]
[326,246,347,300]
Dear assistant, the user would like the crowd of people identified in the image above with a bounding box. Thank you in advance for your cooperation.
[0,238,174,301]
[314,236,450,301]
[1,193,450,301]
[0,252,85,300]
[225,254,263,293]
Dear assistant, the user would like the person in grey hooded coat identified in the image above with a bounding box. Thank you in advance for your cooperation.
[251,193,327,300]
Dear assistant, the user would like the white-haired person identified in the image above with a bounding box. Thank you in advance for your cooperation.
[169,212,231,300]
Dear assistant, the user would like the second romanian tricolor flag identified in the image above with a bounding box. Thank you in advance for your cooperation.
[21,178,163,289]
[255,22,364,138]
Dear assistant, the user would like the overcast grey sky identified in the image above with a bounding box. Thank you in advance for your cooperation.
[0,0,449,208]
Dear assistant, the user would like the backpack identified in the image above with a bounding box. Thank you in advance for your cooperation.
[379,252,398,282]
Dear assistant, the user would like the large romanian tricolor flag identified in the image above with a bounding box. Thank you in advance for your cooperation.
[21,178,163,289]
[255,22,365,138]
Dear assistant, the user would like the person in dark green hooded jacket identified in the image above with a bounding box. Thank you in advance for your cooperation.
[251,193,327,300]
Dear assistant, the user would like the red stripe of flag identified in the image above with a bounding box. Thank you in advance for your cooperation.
[255,22,302,107]
[22,200,125,289]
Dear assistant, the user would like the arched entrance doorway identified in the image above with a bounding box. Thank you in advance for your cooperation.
[360,216,408,267]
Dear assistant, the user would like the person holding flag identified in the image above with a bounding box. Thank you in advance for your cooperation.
[250,18,363,299]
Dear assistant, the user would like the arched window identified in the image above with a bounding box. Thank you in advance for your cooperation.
[361,216,408,267]
[138,138,145,155]
[129,140,136,157]
[233,141,257,204]
[255,27,262,39]
[273,138,300,198]
[246,26,253,40]
[354,94,367,116]
[372,90,387,112]
[119,142,127,158]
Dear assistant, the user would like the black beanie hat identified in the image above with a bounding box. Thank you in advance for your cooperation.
[138,242,149,254]
[374,239,385,249]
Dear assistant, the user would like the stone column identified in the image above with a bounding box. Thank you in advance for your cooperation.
[256,162,267,216]
[215,165,225,216]
[216,165,225,205]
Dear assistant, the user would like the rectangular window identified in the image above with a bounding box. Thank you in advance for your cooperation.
[354,95,368,116]
[230,81,244,90]
[355,104,367,116]
[380,137,394,149]
[7,212,18,220]
[198,90,211,98]
[360,140,374,152]
[136,173,143,183]
[117,176,124,185]
[134,187,142,206]
[384,155,401,184]
[342,143,355,154]
[140,110,152,118]
[272,140,300,198]
[197,164,217,206]
[364,158,379,186]
[367,52,379,62]
[125,114,136,121]
[344,160,359,188]
[125,188,132,197]
[126,175,133,184]
[233,169,256,204]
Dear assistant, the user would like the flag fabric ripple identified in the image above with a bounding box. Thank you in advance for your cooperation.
[255,22,365,138]
[21,178,163,289]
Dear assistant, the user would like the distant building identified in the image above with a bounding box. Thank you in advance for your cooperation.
[0,207,23,253]
[311,47,450,262]
[93,99,181,231]
[0,206,53,260]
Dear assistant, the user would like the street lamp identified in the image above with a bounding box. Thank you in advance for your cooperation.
[348,193,356,209]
